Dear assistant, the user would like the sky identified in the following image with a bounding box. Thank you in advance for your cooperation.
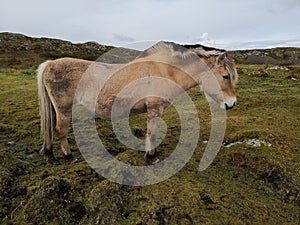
[1,0,300,50]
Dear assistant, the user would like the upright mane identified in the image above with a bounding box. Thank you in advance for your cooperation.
[138,41,227,59]
[138,41,195,60]
[182,44,225,52]
[182,44,225,57]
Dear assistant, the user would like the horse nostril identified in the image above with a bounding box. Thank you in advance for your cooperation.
[225,103,234,110]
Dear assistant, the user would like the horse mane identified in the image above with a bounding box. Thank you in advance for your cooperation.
[138,41,193,59]
[224,56,239,85]
[138,41,226,59]
[182,44,225,52]
[137,41,238,84]
[182,43,238,84]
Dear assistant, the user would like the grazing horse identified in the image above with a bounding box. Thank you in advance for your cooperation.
[37,41,238,164]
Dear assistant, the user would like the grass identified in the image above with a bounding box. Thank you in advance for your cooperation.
[0,64,299,224]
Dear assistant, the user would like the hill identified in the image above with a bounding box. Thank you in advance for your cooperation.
[1,32,300,69]
[229,48,300,65]
[0,32,113,69]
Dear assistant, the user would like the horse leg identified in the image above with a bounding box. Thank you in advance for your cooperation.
[55,114,78,163]
[40,141,56,162]
[145,104,164,164]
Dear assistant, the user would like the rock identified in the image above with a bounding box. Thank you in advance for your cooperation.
[224,141,243,148]
[245,139,261,147]
[7,141,15,145]
[287,75,298,81]
[224,139,272,148]
[267,65,290,71]
[261,140,272,147]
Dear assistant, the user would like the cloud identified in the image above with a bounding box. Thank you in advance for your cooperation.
[112,34,135,43]
[187,33,216,47]
[0,0,299,49]
[268,0,300,13]
[216,37,300,50]
[278,0,300,7]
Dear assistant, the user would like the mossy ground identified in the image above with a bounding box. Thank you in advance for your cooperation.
[0,65,299,224]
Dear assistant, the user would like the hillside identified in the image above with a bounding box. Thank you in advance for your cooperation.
[1,32,300,69]
[229,48,300,65]
[0,32,113,69]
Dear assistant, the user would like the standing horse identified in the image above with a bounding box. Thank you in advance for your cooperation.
[37,41,238,164]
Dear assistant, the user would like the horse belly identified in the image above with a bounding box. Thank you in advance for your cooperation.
[95,95,147,119]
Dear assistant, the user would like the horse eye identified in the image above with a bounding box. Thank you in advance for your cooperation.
[222,75,230,80]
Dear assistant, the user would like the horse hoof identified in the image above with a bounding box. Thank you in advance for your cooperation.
[39,148,44,155]
[145,150,160,165]
[40,148,57,162]
[151,158,160,164]
[64,154,78,164]
[70,158,78,164]
[40,147,52,155]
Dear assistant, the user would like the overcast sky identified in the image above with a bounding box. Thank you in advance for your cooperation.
[1,0,300,50]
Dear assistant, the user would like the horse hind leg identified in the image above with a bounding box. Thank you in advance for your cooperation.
[55,114,78,164]
[39,117,55,162]
[40,140,56,162]
[59,137,78,163]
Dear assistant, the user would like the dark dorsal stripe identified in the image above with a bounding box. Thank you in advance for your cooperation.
[182,44,226,52]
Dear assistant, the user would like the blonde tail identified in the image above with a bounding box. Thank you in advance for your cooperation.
[37,61,55,152]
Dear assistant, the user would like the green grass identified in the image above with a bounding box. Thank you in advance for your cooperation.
[0,65,299,224]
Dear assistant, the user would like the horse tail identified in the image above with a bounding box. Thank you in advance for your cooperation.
[37,61,55,150]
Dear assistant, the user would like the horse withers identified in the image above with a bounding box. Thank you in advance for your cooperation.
[37,41,238,164]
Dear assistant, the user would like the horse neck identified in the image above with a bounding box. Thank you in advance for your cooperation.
[136,52,216,91]
[178,56,216,91]
[180,73,200,91]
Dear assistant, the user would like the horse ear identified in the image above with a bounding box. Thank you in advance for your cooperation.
[218,53,226,61]
[191,48,208,57]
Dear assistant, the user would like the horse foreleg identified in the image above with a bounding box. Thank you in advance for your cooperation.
[145,105,164,164]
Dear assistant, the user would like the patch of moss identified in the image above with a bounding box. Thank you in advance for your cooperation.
[19,176,86,224]
[0,150,29,220]
[84,182,133,224]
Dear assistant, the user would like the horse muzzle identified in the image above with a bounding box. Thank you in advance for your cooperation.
[223,97,237,110]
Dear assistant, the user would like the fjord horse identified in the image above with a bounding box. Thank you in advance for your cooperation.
[37,41,238,164]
